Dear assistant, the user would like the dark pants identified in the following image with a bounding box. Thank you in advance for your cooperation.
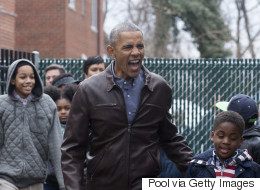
[43,183,59,190]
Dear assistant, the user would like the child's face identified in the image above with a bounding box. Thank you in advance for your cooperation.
[210,122,243,163]
[11,65,35,99]
[56,98,71,124]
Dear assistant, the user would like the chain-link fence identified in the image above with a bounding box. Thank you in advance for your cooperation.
[144,58,260,154]
[4,58,260,154]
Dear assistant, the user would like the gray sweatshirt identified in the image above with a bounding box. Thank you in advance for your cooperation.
[0,59,65,189]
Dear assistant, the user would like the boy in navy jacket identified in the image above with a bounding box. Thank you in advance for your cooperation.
[185,111,260,178]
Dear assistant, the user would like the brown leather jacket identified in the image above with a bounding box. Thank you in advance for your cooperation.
[61,64,193,190]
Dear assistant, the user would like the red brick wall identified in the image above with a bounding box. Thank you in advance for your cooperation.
[15,0,104,58]
[0,0,16,50]
[15,0,66,58]
[66,0,104,58]
[98,0,104,57]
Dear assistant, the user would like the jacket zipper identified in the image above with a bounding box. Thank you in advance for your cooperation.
[114,86,131,189]
[21,106,25,176]
[120,86,131,189]
[117,85,146,189]
[127,88,145,189]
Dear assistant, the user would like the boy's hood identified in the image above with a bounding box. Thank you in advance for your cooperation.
[6,59,43,99]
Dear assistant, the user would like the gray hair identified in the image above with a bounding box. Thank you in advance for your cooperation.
[109,22,143,47]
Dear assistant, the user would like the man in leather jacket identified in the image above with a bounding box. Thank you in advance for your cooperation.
[61,22,193,190]
[216,94,260,165]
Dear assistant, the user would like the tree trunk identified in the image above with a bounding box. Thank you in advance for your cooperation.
[241,0,255,58]
[235,0,242,58]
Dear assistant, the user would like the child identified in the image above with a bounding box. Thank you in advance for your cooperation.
[185,111,260,178]
[0,59,65,189]
[43,84,77,190]
[216,94,260,165]
[44,84,77,134]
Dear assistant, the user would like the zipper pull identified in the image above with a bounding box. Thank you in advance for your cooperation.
[128,124,131,133]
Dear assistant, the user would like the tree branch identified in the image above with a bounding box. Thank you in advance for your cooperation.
[241,0,256,58]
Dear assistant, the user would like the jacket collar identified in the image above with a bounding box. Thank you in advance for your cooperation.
[191,148,252,167]
[105,61,153,92]
[243,125,260,138]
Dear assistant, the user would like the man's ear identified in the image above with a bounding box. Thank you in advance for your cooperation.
[107,45,115,58]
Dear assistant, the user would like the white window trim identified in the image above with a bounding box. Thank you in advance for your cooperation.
[91,25,98,33]
[68,0,76,11]
[82,0,85,15]
[91,0,97,30]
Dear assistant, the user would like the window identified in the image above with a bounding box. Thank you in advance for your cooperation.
[68,0,76,10]
[91,0,97,32]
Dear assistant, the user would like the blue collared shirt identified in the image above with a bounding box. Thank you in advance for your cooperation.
[112,62,145,124]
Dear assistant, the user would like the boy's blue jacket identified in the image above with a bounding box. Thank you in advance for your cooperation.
[185,148,260,178]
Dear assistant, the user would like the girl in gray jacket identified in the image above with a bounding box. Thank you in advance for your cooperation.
[0,59,65,190]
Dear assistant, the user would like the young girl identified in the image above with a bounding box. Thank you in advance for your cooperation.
[43,84,77,190]
[44,84,77,134]
[0,59,65,190]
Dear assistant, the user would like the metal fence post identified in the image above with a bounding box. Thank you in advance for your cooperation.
[32,51,40,71]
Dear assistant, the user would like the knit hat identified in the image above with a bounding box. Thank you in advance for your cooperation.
[216,94,258,124]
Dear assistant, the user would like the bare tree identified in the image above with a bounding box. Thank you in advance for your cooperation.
[231,0,260,58]
[241,0,256,57]
[235,0,242,58]
[104,0,260,58]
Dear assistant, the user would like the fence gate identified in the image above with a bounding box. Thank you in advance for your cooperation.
[0,49,39,95]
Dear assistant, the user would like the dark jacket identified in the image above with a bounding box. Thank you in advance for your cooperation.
[61,63,193,190]
[240,125,260,165]
[185,148,260,178]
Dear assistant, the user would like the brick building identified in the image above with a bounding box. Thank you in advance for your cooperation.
[0,0,16,50]
[0,0,104,58]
